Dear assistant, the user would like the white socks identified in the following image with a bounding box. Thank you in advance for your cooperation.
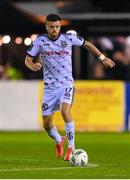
[65,121,75,149]
[48,121,75,149]
[48,125,62,144]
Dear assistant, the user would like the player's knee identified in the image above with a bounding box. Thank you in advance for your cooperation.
[43,115,52,131]
[43,121,52,131]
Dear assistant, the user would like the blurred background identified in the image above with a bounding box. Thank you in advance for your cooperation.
[0,0,130,132]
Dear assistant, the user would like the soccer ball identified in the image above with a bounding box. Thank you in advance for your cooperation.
[69,149,88,167]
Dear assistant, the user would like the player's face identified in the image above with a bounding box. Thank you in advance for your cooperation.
[45,21,61,39]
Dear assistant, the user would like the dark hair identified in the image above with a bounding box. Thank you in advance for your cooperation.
[45,14,61,22]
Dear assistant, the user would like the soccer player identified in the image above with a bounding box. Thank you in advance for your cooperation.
[25,14,115,161]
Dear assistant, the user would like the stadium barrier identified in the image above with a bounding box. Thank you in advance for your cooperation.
[0,81,40,131]
[0,80,129,131]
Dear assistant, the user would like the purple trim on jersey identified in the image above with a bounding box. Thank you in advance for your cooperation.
[26,53,36,58]
[47,33,61,42]
[71,86,75,106]
[81,38,86,46]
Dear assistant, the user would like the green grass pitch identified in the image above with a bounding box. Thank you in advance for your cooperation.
[0,131,130,179]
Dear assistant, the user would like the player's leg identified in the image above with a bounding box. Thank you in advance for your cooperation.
[43,114,65,158]
[42,90,61,143]
[43,114,62,144]
[60,86,75,160]
[42,90,65,158]
[61,102,75,160]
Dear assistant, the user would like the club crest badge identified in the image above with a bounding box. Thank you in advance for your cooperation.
[61,40,67,48]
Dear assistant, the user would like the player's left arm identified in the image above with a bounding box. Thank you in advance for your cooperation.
[83,40,115,68]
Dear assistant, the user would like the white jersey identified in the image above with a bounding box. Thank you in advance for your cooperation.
[27,33,85,89]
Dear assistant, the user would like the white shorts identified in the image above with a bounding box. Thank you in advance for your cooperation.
[42,85,75,115]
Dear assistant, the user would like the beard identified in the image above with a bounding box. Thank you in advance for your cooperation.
[48,31,60,39]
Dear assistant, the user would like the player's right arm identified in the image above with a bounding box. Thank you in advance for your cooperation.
[68,33,115,68]
[25,55,42,72]
[83,41,115,68]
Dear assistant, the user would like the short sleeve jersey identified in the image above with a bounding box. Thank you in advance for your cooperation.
[27,33,85,89]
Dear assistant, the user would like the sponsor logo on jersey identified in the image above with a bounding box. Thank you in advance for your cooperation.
[42,50,69,56]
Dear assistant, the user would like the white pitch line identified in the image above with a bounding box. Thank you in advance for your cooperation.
[0,163,99,172]
[0,158,59,162]
[88,163,99,167]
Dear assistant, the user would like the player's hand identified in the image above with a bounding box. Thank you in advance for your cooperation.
[102,57,115,68]
[33,62,42,71]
